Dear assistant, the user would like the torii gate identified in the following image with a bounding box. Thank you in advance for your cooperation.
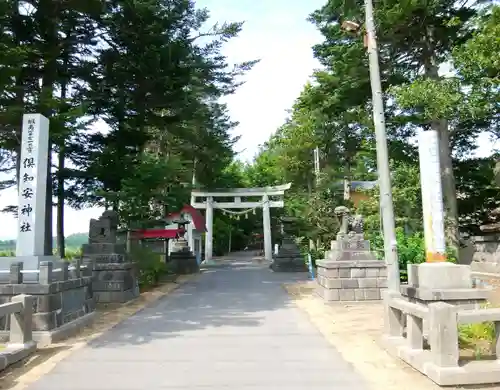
[190,183,291,263]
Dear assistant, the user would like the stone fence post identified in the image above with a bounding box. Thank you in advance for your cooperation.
[61,262,69,281]
[9,294,34,344]
[75,258,82,278]
[39,261,53,284]
[9,262,23,284]
[428,301,459,368]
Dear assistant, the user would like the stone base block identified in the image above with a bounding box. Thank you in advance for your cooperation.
[271,254,307,272]
[0,311,96,348]
[92,262,139,304]
[316,259,387,301]
[82,243,126,256]
[170,252,199,274]
[0,341,37,371]
[95,289,139,304]
[316,283,385,301]
[383,335,500,386]
[404,263,489,309]
[32,311,96,347]
[408,262,472,289]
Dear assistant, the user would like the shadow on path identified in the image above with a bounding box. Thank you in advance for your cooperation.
[25,252,368,389]
[87,257,309,348]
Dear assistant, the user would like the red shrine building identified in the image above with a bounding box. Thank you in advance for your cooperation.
[133,205,206,262]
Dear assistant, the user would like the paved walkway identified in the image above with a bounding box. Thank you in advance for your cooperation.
[27,254,368,389]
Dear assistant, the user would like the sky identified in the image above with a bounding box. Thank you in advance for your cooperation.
[0,0,496,239]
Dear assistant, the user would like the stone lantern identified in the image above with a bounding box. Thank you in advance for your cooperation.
[270,216,307,272]
[169,217,199,274]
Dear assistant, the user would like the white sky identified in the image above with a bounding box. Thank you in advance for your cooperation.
[0,0,495,239]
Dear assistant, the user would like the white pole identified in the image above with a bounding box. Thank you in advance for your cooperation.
[314,147,320,185]
[365,0,400,291]
[205,196,214,263]
[262,194,273,262]
[187,222,194,251]
[418,130,446,262]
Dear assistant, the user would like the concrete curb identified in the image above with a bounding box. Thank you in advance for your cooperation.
[0,341,37,371]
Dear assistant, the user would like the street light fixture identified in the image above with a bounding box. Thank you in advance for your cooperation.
[342,0,401,292]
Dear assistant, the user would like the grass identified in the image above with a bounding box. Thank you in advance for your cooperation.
[0,247,82,259]
[458,320,496,360]
[457,300,498,360]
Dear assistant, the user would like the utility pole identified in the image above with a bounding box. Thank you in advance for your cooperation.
[364,0,400,291]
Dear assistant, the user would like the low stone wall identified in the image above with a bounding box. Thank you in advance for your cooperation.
[92,262,139,303]
[170,251,199,274]
[471,235,500,274]
[0,260,96,346]
[316,259,387,301]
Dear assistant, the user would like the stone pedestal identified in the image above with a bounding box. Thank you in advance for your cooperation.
[402,262,489,309]
[316,233,387,301]
[170,239,199,275]
[82,211,139,303]
[271,237,307,272]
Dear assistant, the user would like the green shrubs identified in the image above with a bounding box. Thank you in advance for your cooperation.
[60,247,81,260]
[367,227,457,282]
[129,246,170,289]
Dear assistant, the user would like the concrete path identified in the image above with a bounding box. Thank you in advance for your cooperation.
[27,253,368,389]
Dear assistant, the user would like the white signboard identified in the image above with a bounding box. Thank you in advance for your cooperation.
[418,130,446,262]
[16,114,50,257]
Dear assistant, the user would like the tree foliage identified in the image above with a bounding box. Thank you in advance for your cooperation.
[243,1,500,264]
[0,0,257,257]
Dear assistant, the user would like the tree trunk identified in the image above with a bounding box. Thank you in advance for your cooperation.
[56,39,71,260]
[12,0,25,189]
[56,148,65,258]
[35,0,60,256]
[436,118,460,257]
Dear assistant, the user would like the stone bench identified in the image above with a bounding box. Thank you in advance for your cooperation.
[0,294,37,371]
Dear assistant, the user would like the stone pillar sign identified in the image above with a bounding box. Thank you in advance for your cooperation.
[418,130,446,262]
[16,114,49,257]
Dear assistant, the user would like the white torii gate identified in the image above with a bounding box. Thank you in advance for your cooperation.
[190,183,291,263]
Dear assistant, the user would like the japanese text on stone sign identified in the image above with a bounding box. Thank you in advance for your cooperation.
[19,118,36,234]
